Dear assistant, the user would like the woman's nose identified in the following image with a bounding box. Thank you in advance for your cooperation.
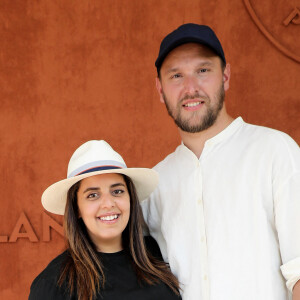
[100,194,116,208]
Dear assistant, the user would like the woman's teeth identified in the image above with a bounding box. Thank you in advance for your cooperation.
[99,215,118,221]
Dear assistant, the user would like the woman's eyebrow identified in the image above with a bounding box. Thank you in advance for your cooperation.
[110,183,126,188]
[82,183,125,193]
[83,187,99,193]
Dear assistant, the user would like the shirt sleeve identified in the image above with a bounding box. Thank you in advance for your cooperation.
[273,134,300,292]
[276,173,300,292]
[141,193,169,262]
[281,257,300,292]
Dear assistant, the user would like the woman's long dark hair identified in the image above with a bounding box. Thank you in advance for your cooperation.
[58,175,180,300]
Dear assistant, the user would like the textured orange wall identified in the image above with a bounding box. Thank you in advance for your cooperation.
[0,0,299,299]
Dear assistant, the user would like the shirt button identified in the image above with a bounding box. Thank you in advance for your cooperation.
[198,199,202,204]
[203,275,208,280]
[201,236,205,242]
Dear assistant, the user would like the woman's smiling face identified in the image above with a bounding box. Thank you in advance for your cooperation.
[77,173,130,253]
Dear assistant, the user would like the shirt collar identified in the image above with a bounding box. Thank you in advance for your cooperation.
[179,117,244,156]
[204,116,244,147]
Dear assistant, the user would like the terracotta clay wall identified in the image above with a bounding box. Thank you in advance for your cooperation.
[0,1,299,298]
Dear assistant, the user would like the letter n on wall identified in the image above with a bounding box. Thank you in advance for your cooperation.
[42,212,64,242]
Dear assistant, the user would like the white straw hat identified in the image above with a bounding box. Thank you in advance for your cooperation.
[42,140,159,215]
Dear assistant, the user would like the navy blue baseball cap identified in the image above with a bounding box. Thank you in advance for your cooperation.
[155,23,226,74]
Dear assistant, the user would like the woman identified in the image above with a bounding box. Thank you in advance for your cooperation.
[29,140,181,300]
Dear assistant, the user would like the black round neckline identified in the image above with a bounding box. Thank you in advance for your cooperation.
[97,249,125,257]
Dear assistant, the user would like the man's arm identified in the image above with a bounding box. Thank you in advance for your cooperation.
[273,134,300,296]
[141,196,169,262]
[293,280,300,300]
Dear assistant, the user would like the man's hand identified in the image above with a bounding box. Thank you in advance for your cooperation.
[293,280,300,300]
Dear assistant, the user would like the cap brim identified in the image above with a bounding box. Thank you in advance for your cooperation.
[42,168,159,215]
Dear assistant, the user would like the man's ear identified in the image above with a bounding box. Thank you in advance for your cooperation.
[223,63,231,92]
[156,77,165,104]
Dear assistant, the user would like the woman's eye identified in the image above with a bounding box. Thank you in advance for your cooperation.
[87,193,98,199]
[112,189,124,195]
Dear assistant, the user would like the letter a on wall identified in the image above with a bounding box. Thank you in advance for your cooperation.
[9,212,38,242]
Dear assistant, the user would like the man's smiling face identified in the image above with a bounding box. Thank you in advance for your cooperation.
[157,43,230,133]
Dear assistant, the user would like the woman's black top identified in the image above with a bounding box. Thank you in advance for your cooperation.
[28,236,181,300]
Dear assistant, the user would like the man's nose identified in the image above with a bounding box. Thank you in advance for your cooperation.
[183,75,199,94]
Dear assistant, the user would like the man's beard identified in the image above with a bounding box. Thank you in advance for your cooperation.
[162,84,225,133]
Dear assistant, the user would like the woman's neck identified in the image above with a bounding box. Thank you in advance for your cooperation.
[94,237,123,253]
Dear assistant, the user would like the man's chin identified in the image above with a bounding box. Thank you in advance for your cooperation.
[175,121,205,133]
[175,115,219,133]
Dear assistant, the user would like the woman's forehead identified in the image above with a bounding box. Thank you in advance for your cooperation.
[80,173,125,187]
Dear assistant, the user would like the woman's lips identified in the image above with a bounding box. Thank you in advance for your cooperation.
[97,213,120,223]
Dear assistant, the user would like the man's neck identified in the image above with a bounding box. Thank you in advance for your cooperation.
[179,111,234,158]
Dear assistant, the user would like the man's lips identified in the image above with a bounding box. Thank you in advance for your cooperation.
[182,99,205,110]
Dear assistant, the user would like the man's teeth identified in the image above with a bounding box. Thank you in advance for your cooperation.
[99,215,118,221]
[184,101,202,107]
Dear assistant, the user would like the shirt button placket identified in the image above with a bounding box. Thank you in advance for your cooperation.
[197,161,210,300]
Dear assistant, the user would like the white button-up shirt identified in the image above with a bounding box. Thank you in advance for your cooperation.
[141,117,300,300]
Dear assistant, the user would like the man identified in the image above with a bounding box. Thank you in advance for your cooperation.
[141,23,300,300]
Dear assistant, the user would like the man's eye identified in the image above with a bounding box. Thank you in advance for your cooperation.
[172,74,181,79]
[199,68,208,73]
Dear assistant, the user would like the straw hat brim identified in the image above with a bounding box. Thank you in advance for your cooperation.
[42,168,159,215]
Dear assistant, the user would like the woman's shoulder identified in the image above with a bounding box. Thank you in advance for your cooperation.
[144,235,163,260]
[33,250,68,281]
[29,250,70,299]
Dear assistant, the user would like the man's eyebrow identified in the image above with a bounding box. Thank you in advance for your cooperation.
[163,67,180,75]
[164,61,214,74]
[198,61,214,66]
